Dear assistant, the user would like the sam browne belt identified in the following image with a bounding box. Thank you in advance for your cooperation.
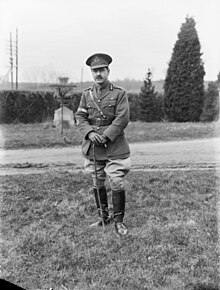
[89,118,113,126]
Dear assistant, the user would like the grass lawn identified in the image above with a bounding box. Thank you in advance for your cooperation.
[0,169,219,289]
[0,121,219,149]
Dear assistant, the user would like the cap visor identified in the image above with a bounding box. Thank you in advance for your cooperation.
[91,64,108,69]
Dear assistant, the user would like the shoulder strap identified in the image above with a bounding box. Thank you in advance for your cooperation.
[84,87,91,91]
[89,90,107,119]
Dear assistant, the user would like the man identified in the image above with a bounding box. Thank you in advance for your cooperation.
[76,53,131,236]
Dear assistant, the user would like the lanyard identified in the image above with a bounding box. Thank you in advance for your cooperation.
[89,90,107,119]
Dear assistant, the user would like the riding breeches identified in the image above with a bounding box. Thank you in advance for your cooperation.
[84,157,131,191]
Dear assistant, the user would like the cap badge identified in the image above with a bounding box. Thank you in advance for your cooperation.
[93,57,100,64]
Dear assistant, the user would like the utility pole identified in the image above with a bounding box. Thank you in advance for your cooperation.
[10,32,14,90]
[15,28,18,90]
[80,67,84,84]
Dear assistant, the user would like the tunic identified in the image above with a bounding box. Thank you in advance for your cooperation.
[76,82,130,160]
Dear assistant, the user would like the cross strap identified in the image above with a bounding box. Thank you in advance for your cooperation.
[89,90,107,119]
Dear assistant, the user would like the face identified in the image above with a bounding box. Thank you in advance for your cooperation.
[91,67,110,85]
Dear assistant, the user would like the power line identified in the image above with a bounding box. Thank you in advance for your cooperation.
[0,68,11,84]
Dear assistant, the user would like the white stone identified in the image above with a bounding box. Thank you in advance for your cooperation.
[53,106,75,128]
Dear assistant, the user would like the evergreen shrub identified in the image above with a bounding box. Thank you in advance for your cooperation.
[0,90,81,124]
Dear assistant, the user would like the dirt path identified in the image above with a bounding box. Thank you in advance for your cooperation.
[0,138,219,175]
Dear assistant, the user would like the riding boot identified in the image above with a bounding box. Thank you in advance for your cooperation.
[112,190,128,235]
[90,187,111,227]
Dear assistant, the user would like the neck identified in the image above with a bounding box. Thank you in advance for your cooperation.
[95,79,110,89]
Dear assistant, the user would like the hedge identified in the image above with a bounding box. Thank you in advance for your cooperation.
[0,90,141,124]
[0,90,81,124]
[1,84,217,124]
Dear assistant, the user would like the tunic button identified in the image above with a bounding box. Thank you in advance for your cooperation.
[97,127,100,130]
[109,104,111,107]
[98,100,101,103]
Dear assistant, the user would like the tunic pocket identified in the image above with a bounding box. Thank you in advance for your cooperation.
[86,100,98,116]
[101,98,117,116]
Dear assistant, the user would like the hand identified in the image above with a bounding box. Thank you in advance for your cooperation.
[88,132,102,145]
[100,134,108,144]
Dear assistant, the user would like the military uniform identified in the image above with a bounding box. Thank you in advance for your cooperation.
[77,82,130,160]
[76,53,131,235]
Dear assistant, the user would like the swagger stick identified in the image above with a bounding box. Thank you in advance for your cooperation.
[92,143,105,229]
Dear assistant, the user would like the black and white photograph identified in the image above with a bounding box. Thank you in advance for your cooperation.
[0,0,219,289]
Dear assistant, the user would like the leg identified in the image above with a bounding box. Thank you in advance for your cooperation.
[105,157,131,235]
[84,158,111,226]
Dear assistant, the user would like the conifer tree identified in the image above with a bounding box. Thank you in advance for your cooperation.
[164,16,205,122]
[128,93,139,121]
[200,82,219,122]
[138,69,159,122]
[217,71,220,83]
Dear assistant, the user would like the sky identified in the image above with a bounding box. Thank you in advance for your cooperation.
[0,0,219,83]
